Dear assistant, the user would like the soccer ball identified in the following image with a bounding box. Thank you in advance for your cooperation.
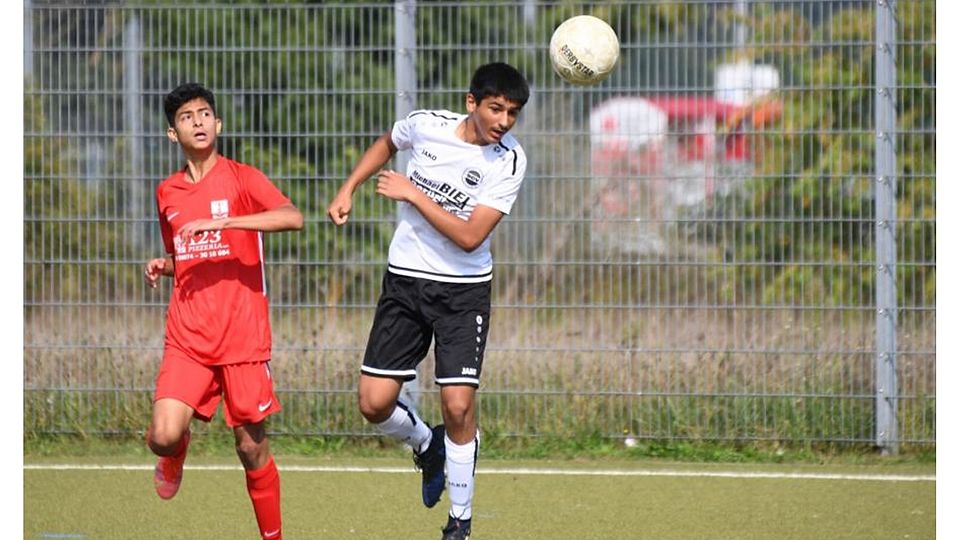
[549,15,620,85]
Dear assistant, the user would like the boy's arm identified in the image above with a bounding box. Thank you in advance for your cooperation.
[143,255,174,288]
[327,132,398,225]
[375,169,504,252]
[175,203,304,242]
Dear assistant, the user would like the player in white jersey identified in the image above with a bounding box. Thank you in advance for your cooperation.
[327,62,529,540]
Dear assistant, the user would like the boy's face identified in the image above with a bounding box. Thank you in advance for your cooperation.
[167,97,221,153]
[465,93,523,145]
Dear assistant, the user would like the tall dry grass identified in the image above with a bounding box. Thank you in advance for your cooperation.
[24,301,935,446]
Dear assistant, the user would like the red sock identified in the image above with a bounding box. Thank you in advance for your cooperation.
[245,456,282,540]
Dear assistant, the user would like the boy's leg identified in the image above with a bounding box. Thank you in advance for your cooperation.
[361,273,449,506]
[220,361,283,540]
[359,374,445,507]
[440,384,478,533]
[359,374,432,451]
[148,398,195,500]
[150,352,221,500]
[150,352,221,456]
[235,422,282,540]
[359,271,433,452]
[428,278,489,535]
[148,398,194,455]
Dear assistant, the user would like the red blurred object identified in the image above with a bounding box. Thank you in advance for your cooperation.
[587,94,782,255]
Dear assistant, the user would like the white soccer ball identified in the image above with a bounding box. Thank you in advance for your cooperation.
[549,15,620,85]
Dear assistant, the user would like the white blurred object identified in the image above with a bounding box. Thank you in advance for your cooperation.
[588,98,669,257]
[589,97,668,153]
[714,61,780,105]
[590,97,669,255]
[624,437,638,448]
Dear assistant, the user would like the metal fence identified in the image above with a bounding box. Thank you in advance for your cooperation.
[23,0,935,452]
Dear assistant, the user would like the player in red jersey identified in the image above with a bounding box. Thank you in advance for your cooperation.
[143,83,303,540]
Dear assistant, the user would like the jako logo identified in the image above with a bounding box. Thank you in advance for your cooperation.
[421,149,437,160]
[462,168,482,187]
[461,367,477,376]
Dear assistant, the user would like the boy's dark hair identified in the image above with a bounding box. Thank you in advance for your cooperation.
[469,62,530,107]
[163,83,217,126]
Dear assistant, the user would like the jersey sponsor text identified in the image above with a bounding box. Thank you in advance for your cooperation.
[410,169,471,212]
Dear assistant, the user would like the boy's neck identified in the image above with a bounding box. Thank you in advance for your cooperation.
[455,118,483,146]
[183,149,219,184]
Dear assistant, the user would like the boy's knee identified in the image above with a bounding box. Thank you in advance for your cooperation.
[441,399,472,427]
[148,425,184,455]
[357,392,393,423]
[235,437,268,468]
[233,423,270,470]
[235,437,260,458]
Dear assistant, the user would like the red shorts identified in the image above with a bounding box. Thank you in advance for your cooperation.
[154,352,282,427]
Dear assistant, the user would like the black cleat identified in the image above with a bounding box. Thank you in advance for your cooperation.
[441,515,471,540]
[413,424,446,508]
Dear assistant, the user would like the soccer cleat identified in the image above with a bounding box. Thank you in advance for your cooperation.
[413,424,446,508]
[154,430,190,500]
[441,515,471,540]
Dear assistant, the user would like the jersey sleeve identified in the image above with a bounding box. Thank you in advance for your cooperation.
[476,146,527,215]
[390,110,423,152]
[239,164,292,212]
[156,188,175,255]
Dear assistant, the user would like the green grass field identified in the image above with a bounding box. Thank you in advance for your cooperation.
[24,455,934,539]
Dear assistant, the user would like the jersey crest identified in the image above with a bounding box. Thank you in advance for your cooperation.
[462,168,483,187]
[210,199,229,219]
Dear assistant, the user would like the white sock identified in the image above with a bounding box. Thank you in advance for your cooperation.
[375,401,432,454]
[445,431,479,521]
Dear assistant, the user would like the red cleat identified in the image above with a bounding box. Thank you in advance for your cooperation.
[154,430,190,499]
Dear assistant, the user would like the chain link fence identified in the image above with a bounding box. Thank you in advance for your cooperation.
[23,1,935,451]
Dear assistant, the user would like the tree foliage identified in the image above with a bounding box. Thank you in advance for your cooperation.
[24,1,935,308]
[716,1,935,308]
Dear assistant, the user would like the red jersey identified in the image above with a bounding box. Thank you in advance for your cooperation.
[156,156,291,365]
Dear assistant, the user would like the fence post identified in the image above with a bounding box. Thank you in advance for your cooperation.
[24,0,33,83]
[394,0,421,413]
[124,12,145,248]
[395,0,417,125]
[874,0,898,455]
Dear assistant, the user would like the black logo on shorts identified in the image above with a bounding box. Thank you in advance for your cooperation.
[462,168,482,187]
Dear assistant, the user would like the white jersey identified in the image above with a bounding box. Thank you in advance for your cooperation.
[387,109,527,283]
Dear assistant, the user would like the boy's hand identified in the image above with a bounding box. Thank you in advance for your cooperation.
[143,258,168,288]
[176,219,223,243]
[376,170,418,202]
[327,190,353,225]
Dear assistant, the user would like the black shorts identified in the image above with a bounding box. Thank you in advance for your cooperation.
[362,272,491,387]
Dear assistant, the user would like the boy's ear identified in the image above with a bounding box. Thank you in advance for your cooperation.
[166,126,179,144]
[215,118,222,135]
[464,92,478,113]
